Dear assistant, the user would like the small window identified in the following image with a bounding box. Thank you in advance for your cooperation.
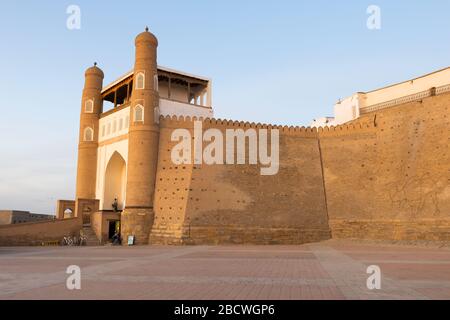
[83,127,94,141]
[107,123,111,135]
[136,72,145,90]
[112,120,117,133]
[85,99,94,113]
[101,125,105,137]
[125,116,129,128]
[119,118,123,131]
[134,104,144,122]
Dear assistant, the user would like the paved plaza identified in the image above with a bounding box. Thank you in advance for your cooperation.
[0,240,450,300]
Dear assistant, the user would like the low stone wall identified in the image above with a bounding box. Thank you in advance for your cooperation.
[0,217,82,246]
[330,219,450,241]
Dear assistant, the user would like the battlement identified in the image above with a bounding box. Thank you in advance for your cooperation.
[159,115,318,137]
[158,114,378,139]
[317,122,376,137]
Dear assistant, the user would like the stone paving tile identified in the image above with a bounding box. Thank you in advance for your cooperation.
[0,258,116,273]
[376,263,450,281]
[326,242,450,254]
[1,281,345,300]
[342,252,450,262]
[105,258,329,280]
[24,247,174,258]
[0,241,449,300]
[309,244,429,300]
[414,288,450,300]
[177,251,316,260]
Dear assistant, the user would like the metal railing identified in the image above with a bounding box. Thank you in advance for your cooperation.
[360,83,450,115]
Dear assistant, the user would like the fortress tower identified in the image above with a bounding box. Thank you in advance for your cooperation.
[65,28,213,245]
[51,29,450,247]
[75,64,104,200]
[120,28,160,244]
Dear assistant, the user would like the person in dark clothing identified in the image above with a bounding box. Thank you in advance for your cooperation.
[111,231,121,245]
[112,198,118,212]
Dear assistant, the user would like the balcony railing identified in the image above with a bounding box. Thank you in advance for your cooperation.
[360,83,450,115]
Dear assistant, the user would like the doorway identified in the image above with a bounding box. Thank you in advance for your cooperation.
[108,220,121,240]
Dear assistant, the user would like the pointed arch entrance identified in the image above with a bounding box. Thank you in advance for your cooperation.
[103,151,127,211]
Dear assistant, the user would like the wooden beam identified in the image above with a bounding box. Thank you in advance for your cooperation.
[158,70,207,86]
[168,76,171,99]
[187,82,191,103]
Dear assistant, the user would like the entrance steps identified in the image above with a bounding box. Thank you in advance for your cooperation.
[82,224,101,246]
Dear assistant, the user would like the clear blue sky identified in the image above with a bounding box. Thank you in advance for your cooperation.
[1,1,449,214]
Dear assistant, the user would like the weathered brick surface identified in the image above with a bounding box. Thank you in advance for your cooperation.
[121,208,154,245]
[150,93,450,244]
[320,93,450,241]
[150,119,331,244]
[330,219,450,241]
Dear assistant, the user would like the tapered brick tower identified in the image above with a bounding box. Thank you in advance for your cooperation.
[75,63,104,200]
[121,28,160,245]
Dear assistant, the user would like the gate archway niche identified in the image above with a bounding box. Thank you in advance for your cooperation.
[103,151,127,211]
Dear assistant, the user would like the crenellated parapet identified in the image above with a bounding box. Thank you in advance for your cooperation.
[158,115,319,138]
[317,122,376,138]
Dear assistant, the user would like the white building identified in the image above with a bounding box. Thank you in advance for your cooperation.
[311,66,450,127]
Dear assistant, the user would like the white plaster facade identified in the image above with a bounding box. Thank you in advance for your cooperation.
[99,107,130,143]
[311,67,450,127]
[159,98,213,119]
[96,139,128,210]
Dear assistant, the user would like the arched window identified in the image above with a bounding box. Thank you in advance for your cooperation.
[154,74,159,91]
[136,72,145,90]
[63,208,73,219]
[154,106,160,124]
[83,127,94,141]
[85,99,94,113]
[134,105,144,122]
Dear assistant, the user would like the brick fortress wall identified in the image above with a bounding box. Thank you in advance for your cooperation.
[149,92,450,244]
[149,117,331,244]
[319,93,450,241]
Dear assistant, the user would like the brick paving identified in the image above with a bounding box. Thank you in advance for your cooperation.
[0,240,449,300]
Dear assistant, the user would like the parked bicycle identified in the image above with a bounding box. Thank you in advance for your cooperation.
[62,236,75,246]
[62,235,86,246]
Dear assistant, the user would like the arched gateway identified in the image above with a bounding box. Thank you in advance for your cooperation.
[103,151,127,211]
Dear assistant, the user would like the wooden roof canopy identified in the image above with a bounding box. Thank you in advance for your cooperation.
[102,68,209,105]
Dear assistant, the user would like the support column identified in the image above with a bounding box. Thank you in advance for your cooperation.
[206,80,212,108]
[168,76,171,99]
[187,81,191,104]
